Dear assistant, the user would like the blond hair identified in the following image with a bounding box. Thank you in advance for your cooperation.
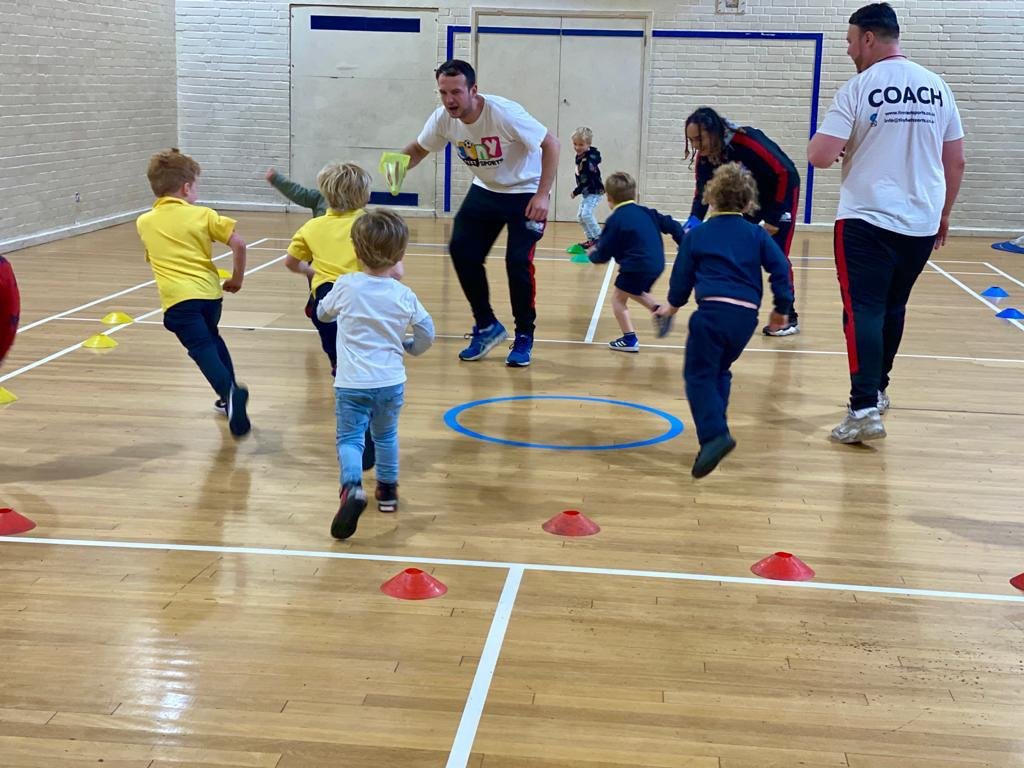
[351,209,409,269]
[571,126,593,143]
[703,162,759,215]
[147,148,200,197]
[604,171,636,205]
[317,162,371,211]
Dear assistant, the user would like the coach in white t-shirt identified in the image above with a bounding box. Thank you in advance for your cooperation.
[808,2,965,445]
[401,59,559,368]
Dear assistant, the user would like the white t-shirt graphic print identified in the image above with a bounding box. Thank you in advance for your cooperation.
[417,94,547,194]
[817,58,964,236]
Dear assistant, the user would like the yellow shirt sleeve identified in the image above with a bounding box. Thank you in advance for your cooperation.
[288,224,313,263]
[207,210,237,245]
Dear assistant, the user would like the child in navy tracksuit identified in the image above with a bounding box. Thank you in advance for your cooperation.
[588,171,685,352]
[655,163,793,478]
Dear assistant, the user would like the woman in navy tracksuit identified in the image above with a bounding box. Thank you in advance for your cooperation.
[684,107,801,336]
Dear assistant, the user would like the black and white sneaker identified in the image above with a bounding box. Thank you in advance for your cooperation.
[213,399,228,417]
[762,321,800,337]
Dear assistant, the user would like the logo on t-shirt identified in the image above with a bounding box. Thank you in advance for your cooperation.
[869,112,878,127]
[456,136,504,167]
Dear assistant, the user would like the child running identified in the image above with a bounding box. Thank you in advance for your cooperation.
[136,148,251,437]
[588,171,685,352]
[654,163,793,477]
[317,209,434,540]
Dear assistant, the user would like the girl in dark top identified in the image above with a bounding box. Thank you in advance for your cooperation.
[684,107,802,337]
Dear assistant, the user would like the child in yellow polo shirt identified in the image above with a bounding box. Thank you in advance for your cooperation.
[285,162,370,376]
[286,162,373,467]
[136,148,251,437]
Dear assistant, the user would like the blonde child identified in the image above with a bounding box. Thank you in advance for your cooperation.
[136,148,251,437]
[317,209,434,539]
[587,171,685,352]
[654,163,793,477]
[285,162,371,376]
[570,127,604,249]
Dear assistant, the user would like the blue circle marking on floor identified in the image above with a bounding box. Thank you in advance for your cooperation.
[443,395,684,451]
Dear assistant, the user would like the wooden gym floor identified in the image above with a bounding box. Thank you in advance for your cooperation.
[1,213,1023,767]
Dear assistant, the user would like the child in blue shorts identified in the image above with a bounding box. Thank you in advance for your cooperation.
[588,171,685,352]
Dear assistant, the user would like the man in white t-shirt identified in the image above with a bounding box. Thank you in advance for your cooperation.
[401,59,560,367]
[808,2,965,444]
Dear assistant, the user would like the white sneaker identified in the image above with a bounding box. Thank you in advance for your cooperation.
[830,407,886,444]
[877,390,890,415]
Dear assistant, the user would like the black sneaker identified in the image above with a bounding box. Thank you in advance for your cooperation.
[652,312,674,339]
[213,399,228,417]
[331,484,367,539]
[375,481,399,513]
[691,433,737,478]
[227,384,251,437]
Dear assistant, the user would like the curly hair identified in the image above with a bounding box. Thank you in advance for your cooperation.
[703,162,759,215]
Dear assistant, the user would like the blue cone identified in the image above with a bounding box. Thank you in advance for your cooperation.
[981,286,1010,298]
[995,307,1024,319]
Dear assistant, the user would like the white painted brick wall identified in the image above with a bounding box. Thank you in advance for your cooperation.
[0,0,178,248]
[173,0,1024,231]
[184,1,1024,232]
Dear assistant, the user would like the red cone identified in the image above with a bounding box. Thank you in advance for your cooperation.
[542,509,600,537]
[0,507,36,536]
[1011,573,1024,591]
[380,568,447,600]
[751,551,815,581]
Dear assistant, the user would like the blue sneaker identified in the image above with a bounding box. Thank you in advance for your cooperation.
[505,334,533,367]
[459,321,508,361]
[608,334,639,352]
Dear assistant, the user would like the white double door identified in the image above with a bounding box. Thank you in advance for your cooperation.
[475,16,646,222]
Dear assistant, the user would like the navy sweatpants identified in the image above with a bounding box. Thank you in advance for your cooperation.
[684,301,758,445]
[163,298,236,399]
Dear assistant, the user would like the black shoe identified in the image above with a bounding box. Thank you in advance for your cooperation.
[227,383,251,437]
[375,481,399,513]
[691,433,737,478]
[652,311,674,339]
[331,484,367,539]
[362,429,376,471]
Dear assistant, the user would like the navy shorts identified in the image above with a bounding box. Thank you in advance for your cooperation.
[614,270,660,295]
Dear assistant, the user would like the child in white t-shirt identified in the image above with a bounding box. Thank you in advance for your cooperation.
[316,209,435,540]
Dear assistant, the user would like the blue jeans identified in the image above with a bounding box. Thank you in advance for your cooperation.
[576,194,602,241]
[335,383,404,486]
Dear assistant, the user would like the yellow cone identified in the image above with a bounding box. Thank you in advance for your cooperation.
[0,387,17,404]
[217,268,232,279]
[101,311,133,325]
[82,334,118,349]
